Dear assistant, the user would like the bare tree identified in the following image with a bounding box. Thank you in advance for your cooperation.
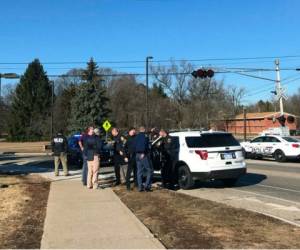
[227,85,246,116]
[151,60,193,128]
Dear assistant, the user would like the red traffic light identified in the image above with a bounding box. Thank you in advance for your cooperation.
[277,115,286,126]
[191,69,214,78]
[207,69,214,78]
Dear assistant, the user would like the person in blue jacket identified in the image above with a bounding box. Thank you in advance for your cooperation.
[79,129,88,185]
[81,126,102,189]
[135,126,152,192]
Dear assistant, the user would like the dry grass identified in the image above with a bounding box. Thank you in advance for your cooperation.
[114,187,300,249]
[0,174,50,248]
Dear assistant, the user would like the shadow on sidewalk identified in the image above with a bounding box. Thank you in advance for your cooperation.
[192,172,267,189]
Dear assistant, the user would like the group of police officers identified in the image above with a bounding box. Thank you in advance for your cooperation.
[51,126,173,191]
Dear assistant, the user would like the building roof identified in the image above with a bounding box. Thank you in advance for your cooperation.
[234,112,296,120]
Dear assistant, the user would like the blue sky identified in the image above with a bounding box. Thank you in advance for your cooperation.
[1,0,300,104]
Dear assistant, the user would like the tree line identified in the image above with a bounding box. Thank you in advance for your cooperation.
[0,58,299,141]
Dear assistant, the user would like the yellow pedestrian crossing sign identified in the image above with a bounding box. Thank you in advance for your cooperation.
[102,120,112,132]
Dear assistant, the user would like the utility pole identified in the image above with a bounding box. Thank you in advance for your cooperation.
[275,59,284,115]
[145,56,153,130]
[243,107,247,141]
[0,76,2,102]
[50,80,54,139]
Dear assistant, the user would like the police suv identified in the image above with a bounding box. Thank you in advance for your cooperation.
[151,130,246,189]
[241,135,300,162]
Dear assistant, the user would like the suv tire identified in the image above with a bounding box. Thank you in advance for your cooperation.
[274,150,286,162]
[178,165,194,190]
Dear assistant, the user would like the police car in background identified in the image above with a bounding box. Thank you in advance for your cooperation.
[151,130,246,189]
[67,134,114,167]
[241,135,300,162]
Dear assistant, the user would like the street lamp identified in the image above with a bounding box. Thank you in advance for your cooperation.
[146,56,153,130]
[50,80,54,139]
[0,73,20,101]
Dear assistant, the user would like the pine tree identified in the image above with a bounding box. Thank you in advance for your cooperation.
[9,59,52,141]
[83,57,100,83]
[68,58,111,133]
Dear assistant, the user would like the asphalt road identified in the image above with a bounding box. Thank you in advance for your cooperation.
[240,160,300,203]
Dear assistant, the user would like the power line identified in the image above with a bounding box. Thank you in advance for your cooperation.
[44,68,289,78]
[1,65,298,75]
[282,76,300,86]
[0,54,300,65]
[244,75,300,98]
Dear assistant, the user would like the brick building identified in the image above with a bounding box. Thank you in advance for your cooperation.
[224,112,297,136]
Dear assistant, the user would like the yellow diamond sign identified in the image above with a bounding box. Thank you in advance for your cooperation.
[102,120,112,132]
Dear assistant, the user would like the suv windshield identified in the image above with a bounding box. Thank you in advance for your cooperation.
[185,133,240,148]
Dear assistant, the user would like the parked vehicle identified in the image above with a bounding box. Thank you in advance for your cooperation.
[151,130,246,189]
[67,134,114,167]
[67,134,83,167]
[241,135,300,162]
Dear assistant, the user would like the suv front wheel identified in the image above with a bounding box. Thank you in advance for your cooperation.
[178,165,194,190]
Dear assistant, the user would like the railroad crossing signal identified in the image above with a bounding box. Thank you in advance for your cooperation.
[102,120,112,132]
[272,86,288,101]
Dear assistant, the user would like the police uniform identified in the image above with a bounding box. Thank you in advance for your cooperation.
[113,134,125,185]
[160,135,173,188]
[125,134,137,190]
[51,132,68,176]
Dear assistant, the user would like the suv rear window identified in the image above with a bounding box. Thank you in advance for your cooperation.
[185,134,240,148]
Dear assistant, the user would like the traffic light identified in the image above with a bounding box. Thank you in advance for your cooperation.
[277,115,286,126]
[191,69,214,79]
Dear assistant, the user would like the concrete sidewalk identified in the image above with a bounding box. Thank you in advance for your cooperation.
[41,179,164,249]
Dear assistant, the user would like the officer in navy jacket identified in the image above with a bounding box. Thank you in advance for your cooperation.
[135,126,152,192]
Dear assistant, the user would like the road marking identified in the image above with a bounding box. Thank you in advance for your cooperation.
[232,188,300,206]
[240,181,300,194]
[244,208,300,227]
[243,197,300,211]
[181,189,300,227]
[265,203,300,211]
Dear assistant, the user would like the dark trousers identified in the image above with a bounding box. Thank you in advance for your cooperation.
[114,156,122,185]
[161,160,172,186]
[136,153,152,190]
[82,153,88,185]
[126,156,137,189]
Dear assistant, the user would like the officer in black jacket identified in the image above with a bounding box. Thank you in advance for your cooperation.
[111,127,125,186]
[159,129,172,188]
[51,131,68,176]
[125,127,137,191]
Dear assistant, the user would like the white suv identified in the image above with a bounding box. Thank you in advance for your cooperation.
[151,130,246,189]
